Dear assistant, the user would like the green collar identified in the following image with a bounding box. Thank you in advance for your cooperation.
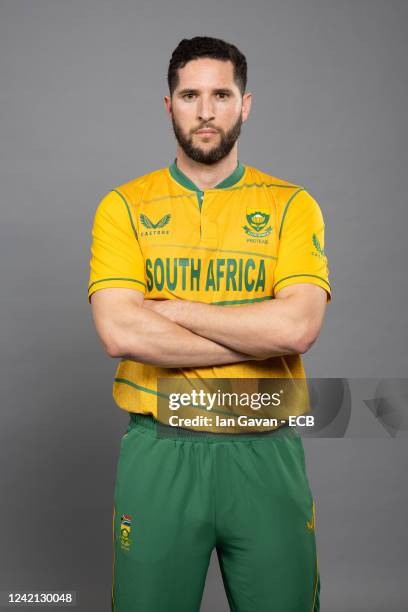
[169,158,245,192]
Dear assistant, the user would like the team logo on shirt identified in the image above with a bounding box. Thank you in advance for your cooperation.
[243,205,272,239]
[140,213,171,236]
[120,513,133,551]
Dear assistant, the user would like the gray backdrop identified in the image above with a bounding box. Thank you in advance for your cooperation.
[1,0,407,610]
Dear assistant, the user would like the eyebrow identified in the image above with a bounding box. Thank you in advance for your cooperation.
[177,88,235,95]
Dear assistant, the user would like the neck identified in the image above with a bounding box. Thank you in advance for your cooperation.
[175,146,239,191]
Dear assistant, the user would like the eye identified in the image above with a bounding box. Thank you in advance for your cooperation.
[216,92,230,99]
[183,93,196,100]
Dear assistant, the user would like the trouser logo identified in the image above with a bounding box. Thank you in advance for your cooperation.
[120,513,133,551]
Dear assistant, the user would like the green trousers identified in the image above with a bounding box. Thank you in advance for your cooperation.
[112,413,320,611]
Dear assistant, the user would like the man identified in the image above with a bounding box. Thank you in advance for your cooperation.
[88,36,331,612]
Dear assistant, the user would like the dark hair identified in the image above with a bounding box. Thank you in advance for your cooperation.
[168,36,247,97]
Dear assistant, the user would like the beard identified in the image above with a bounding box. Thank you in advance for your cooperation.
[170,110,243,165]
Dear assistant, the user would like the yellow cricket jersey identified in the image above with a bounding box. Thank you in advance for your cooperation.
[87,159,332,418]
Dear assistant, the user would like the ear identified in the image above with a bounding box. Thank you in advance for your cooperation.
[242,91,252,122]
[164,95,172,116]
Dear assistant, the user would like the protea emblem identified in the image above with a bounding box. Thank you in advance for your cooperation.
[312,233,325,257]
[243,205,272,237]
[311,233,329,275]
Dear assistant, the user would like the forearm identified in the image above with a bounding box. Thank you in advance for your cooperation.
[111,303,255,368]
[160,299,304,358]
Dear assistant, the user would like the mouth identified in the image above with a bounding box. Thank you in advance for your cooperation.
[195,128,218,135]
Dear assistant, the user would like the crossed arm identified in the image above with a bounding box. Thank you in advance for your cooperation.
[90,284,328,368]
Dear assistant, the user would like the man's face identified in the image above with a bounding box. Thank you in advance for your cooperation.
[165,58,251,165]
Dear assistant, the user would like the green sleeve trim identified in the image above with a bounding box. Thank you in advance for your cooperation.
[112,189,139,241]
[273,274,331,292]
[88,277,146,292]
[278,188,305,239]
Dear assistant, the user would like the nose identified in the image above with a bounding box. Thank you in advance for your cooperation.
[197,94,215,123]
